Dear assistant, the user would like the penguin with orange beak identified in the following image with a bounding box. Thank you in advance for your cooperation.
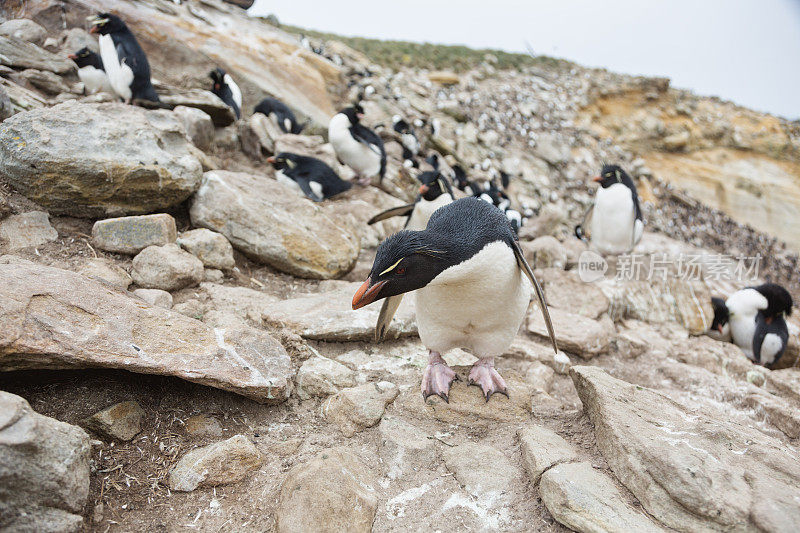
[353,197,558,402]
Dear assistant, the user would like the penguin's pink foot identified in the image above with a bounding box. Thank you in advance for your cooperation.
[421,351,458,403]
[468,358,508,402]
[357,175,372,186]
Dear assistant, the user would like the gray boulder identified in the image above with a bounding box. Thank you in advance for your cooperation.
[92,214,177,255]
[0,35,74,73]
[572,366,800,532]
[0,391,91,533]
[177,228,235,270]
[190,171,360,279]
[0,101,203,217]
[0,19,47,45]
[173,105,215,151]
[131,244,205,291]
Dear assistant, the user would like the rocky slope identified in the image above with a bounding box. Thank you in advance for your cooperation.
[1,1,799,532]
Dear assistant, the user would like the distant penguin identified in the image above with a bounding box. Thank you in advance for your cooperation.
[368,169,455,231]
[726,283,793,367]
[267,152,351,202]
[393,115,421,165]
[254,97,305,134]
[68,47,113,95]
[329,104,386,185]
[89,13,159,103]
[710,296,732,342]
[210,67,241,119]
[575,164,644,255]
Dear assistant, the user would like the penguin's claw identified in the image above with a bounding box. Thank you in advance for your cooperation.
[468,362,508,402]
[421,362,458,403]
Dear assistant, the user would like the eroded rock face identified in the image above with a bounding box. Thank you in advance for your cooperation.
[277,448,378,533]
[0,258,293,403]
[571,365,800,533]
[322,381,399,437]
[0,391,91,533]
[0,35,74,73]
[190,171,360,279]
[0,101,203,217]
[540,462,669,533]
[528,307,614,358]
[0,211,57,251]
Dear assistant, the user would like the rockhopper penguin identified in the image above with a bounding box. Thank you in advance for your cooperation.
[69,47,113,95]
[267,152,352,202]
[254,97,305,134]
[89,13,159,103]
[352,197,558,401]
[723,283,793,367]
[210,67,242,119]
[575,164,643,255]
[329,104,386,185]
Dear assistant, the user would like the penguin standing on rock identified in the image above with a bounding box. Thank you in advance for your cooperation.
[575,164,643,255]
[254,97,305,134]
[68,47,113,95]
[393,115,421,166]
[329,104,386,185]
[266,152,351,202]
[210,68,241,119]
[352,197,558,402]
[720,283,793,367]
[89,13,159,103]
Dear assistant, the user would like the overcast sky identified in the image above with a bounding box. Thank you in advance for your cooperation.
[250,0,800,119]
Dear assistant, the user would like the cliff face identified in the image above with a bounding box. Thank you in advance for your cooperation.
[579,78,800,249]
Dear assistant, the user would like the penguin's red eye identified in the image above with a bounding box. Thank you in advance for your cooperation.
[397,267,407,276]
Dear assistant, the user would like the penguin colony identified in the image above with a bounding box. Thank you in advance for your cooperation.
[66,13,795,401]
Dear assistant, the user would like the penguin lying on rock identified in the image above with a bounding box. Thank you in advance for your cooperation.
[329,104,386,185]
[267,152,351,202]
[254,97,306,134]
[353,197,558,402]
[711,283,793,367]
[210,67,242,119]
[89,13,159,103]
[575,164,643,255]
[69,47,113,95]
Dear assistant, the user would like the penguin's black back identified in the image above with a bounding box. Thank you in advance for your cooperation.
[424,197,516,264]
[110,28,158,102]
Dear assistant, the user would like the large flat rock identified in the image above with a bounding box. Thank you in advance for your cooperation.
[0,101,203,218]
[0,258,293,403]
[571,365,800,532]
[190,171,360,279]
[261,282,416,341]
[0,35,74,73]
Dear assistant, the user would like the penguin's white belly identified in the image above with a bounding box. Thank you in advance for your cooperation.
[760,333,784,365]
[78,66,113,94]
[329,115,381,177]
[406,195,452,231]
[224,74,242,109]
[98,34,133,101]
[730,315,757,359]
[415,241,530,357]
[275,170,302,195]
[590,184,636,255]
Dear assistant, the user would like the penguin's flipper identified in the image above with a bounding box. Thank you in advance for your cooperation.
[295,178,323,202]
[350,124,383,156]
[512,240,558,354]
[367,203,415,225]
[375,294,403,342]
[576,205,594,242]
[632,218,644,247]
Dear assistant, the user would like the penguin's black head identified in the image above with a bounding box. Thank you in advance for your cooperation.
[89,13,127,35]
[593,164,631,189]
[754,283,793,320]
[266,152,300,171]
[393,116,410,134]
[341,105,365,125]
[417,171,452,202]
[352,230,448,309]
[68,47,99,68]
[210,68,226,91]
[710,297,730,334]
[500,171,511,190]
